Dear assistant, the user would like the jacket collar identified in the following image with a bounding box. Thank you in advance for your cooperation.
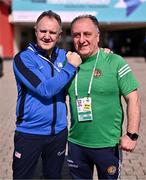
[28,42,58,63]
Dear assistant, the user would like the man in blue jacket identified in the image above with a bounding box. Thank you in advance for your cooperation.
[12,10,81,179]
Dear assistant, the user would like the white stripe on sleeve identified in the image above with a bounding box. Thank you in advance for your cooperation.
[118,64,131,78]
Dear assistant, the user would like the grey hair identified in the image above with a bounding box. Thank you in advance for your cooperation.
[35,10,62,31]
[71,14,100,33]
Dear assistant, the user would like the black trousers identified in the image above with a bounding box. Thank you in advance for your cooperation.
[12,128,67,179]
[67,142,122,180]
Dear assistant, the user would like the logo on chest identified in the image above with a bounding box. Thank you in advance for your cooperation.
[57,62,63,68]
[94,69,102,78]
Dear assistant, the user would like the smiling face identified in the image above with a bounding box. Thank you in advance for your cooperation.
[35,16,61,55]
[71,18,100,58]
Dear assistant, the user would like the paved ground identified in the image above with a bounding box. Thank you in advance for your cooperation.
[0,58,146,179]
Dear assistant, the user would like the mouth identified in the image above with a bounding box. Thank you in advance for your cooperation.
[42,38,52,43]
[79,45,88,50]
[43,41,50,44]
[41,42,52,47]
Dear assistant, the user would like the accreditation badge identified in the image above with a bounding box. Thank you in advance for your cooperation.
[76,97,93,122]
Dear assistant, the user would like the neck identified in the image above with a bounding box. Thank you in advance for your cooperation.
[81,48,99,59]
[82,50,99,61]
[35,44,54,58]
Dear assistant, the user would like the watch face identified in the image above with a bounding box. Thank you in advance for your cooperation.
[132,133,139,140]
[127,132,139,140]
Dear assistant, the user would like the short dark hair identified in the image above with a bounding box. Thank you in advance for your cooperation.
[71,14,100,32]
[35,10,62,27]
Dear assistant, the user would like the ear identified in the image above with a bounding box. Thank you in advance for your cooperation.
[57,30,63,42]
[97,33,100,43]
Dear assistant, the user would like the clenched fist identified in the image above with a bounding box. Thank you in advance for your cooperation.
[66,51,82,68]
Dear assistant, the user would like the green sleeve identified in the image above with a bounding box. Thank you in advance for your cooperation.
[116,56,139,96]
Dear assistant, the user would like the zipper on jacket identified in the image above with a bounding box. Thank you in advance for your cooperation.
[49,62,57,135]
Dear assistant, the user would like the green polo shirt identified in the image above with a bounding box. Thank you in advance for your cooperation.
[67,49,139,148]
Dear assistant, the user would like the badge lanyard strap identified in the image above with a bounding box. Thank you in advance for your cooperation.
[75,50,100,98]
[28,46,60,72]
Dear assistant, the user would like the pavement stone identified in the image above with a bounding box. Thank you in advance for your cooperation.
[0,58,146,179]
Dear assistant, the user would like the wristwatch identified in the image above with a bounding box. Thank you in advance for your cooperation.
[126,132,139,141]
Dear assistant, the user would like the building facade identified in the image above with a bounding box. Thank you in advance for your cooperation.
[1,0,146,58]
[0,0,13,59]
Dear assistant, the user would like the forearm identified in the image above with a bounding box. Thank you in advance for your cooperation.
[126,90,141,133]
[120,90,141,152]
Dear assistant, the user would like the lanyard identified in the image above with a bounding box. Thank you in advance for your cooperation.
[28,46,60,72]
[75,50,100,98]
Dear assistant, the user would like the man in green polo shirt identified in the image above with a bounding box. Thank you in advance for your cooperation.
[67,15,141,179]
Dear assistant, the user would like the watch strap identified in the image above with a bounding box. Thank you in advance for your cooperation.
[126,132,139,141]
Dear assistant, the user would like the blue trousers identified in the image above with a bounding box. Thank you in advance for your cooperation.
[67,142,122,180]
[12,128,67,179]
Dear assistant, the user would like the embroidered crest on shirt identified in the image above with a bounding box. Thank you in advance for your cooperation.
[94,69,102,77]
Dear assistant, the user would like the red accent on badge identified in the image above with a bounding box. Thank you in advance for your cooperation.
[94,69,101,77]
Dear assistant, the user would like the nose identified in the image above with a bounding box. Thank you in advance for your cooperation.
[79,34,85,44]
[44,32,51,39]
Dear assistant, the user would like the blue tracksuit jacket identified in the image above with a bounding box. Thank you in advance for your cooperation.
[13,43,77,135]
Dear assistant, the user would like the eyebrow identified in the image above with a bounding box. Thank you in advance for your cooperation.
[39,28,58,33]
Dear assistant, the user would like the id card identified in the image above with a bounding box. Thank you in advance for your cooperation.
[76,97,93,122]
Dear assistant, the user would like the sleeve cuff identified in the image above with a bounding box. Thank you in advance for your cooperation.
[63,62,77,74]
